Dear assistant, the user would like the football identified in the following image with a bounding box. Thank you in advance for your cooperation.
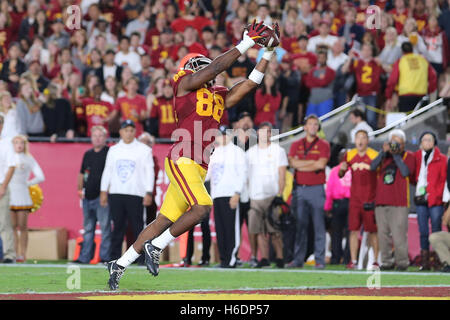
[246,22,280,48]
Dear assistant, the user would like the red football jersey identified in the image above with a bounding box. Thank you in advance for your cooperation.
[150,97,177,139]
[82,98,114,136]
[351,59,383,96]
[169,69,228,169]
[115,94,147,136]
[345,148,378,204]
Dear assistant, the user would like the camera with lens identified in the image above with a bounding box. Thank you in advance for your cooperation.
[389,141,400,153]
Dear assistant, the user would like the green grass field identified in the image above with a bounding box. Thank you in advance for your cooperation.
[1,261,449,294]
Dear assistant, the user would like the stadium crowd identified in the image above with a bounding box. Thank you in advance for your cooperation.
[0,0,448,272]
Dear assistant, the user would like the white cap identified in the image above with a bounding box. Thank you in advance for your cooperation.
[388,129,406,142]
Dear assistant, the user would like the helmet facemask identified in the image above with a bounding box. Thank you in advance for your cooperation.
[184,56,215,87]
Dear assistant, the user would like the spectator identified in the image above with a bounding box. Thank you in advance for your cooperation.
[278,54,301,133]
[201,26,216,51]
[46,18,70,49]
[71,29,89,75]
[422,15,449,76]
[307,20,338,53]
[149,79,176,139]
[338,6,365,53]
[429,203,450,272]
[40,83,74,142]
[246,122,287,268]
[23,60,50,93]
[96,49,122,87]
[114,36,142,74]
[129,32,149,56]
[297,0,313,27]
[16,78,44,137]
[413,131,447,270]
[32,9,50,39]
[81,84,115,137]
[349,109,373,144]
[125,4,151,44]
[389,0,409,34]
[327,39,348,72]
[17,1,39,41]
[232,111,257,266]
[0,43,26,97]
[136,54,153,95]
[378,27,403,74]
[254,73,281,128]
[87,20,118,53]
[288,115,330,269]
[385,42,437,113]
[342,43,384,130]
[0,114,17,263]
[100,120,154,262]
[9,135,45,263]
[82,48,102,83]
[226,55,255,120]
[144,12,167,50]
[397,18,429,58]
[339,130,379,269]
[324,150,351,265]
[304,48,336,117]
[0,91,21,139]
[180,25,209,57]
[206,125,247,268]
[370,129,416,271]
[114,77,147,137]
[170,3,214,34]
[76,125,111,265]
[137,132,159,226]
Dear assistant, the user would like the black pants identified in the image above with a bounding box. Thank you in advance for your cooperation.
[214,197,240,267]
[184,211,211,264]
[109,194,144,261]
[398,95,423,113]
[330,198,350,265]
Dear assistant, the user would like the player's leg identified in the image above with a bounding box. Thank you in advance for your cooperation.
[348,203,362,269]
[107,183,185,290]
[144,157,212,276]
[364,209,379,268]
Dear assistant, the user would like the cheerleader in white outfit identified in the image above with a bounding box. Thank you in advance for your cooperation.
[9,135,45,262]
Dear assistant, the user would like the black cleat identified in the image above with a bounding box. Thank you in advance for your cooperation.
[144,241,162,276]
[107,260,125,290]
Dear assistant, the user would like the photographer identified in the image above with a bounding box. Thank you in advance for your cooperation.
[370,129,416,271]
[413,132,447,270]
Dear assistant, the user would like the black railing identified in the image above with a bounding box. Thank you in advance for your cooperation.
[27,136,174,144]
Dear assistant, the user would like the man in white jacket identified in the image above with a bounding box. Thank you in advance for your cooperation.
[246,122,288,268]
[100,120,154,262]
[206,125,247,268]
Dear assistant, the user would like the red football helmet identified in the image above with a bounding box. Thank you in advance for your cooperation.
[178,53,212,72]
[178,53,215,87]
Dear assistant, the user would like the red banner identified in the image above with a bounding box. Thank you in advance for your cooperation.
[28,142,171,239]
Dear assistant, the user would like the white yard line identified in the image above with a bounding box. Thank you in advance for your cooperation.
[0,263,449,276]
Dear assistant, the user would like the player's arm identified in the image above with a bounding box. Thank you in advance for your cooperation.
[176,21,268,97]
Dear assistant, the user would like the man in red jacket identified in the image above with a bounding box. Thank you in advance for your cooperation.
[413,131,448,270]
[370,129,416,271]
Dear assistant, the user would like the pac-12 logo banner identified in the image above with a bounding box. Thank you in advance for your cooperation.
[116,159,136,183]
